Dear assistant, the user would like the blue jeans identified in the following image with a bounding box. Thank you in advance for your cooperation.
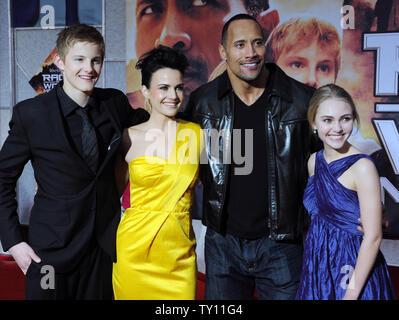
[204,227,303,300]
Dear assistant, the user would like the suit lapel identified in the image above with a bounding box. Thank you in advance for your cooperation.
[95,96,122,176]
[44,86,124,177]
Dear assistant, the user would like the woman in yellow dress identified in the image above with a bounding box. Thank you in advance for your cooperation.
[112,46,202,299]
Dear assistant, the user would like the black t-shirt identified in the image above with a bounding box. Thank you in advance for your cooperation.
[224,90,269,239]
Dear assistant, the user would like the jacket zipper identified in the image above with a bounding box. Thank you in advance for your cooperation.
[267,107,277,237]
[219,94,234,225]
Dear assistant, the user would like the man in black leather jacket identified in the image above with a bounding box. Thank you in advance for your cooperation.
[181,14,321,299]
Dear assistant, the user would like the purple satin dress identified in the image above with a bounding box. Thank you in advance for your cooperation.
[296,150,396,300]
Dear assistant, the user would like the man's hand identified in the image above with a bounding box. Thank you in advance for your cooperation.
[8,242,41,275]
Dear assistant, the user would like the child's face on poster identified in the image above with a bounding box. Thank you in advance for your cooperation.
[276,40,337,89]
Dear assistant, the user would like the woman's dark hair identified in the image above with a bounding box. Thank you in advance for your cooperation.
[135,45,189,87]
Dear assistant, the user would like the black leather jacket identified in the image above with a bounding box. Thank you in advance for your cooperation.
[181,63,321,241]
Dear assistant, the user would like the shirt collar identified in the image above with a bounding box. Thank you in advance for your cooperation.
[216,63,292,103]
[56,82,99,116]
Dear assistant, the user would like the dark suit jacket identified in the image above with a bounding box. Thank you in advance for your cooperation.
[0,85,149,273]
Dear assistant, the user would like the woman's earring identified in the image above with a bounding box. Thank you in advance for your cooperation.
[145,98,152,113]
[313,129,318,135]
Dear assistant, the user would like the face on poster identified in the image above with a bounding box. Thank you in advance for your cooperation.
[126,3,339,78]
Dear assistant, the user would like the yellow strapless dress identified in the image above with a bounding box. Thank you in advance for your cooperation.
[112,120,202,300]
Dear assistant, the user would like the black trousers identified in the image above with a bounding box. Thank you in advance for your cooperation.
[25,244,113,300]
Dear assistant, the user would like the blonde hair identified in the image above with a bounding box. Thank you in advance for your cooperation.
[265,17,341,80]
[308,84,360,127]
[56,23,105,61]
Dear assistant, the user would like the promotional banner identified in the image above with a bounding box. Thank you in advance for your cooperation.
[126,0,399,240]
[29,48,62,94]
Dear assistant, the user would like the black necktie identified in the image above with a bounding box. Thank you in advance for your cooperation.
[76,107,98,173]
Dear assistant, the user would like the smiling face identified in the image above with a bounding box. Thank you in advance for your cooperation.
[141,67,184,118]
[54,41,103,103]
[219,18,266,84]
[276,40,336,88]
[313,98,355,152]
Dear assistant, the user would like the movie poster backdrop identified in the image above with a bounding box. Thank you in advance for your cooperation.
[126,0,399,239]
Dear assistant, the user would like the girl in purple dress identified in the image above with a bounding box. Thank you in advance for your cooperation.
[296,84,396,300]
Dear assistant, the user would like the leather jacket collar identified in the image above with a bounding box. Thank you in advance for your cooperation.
[217,63,293,103]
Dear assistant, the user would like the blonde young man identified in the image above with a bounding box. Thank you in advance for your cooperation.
[0,24,148,299]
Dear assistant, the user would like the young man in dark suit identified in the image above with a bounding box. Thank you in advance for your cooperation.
[0,24,149,299]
